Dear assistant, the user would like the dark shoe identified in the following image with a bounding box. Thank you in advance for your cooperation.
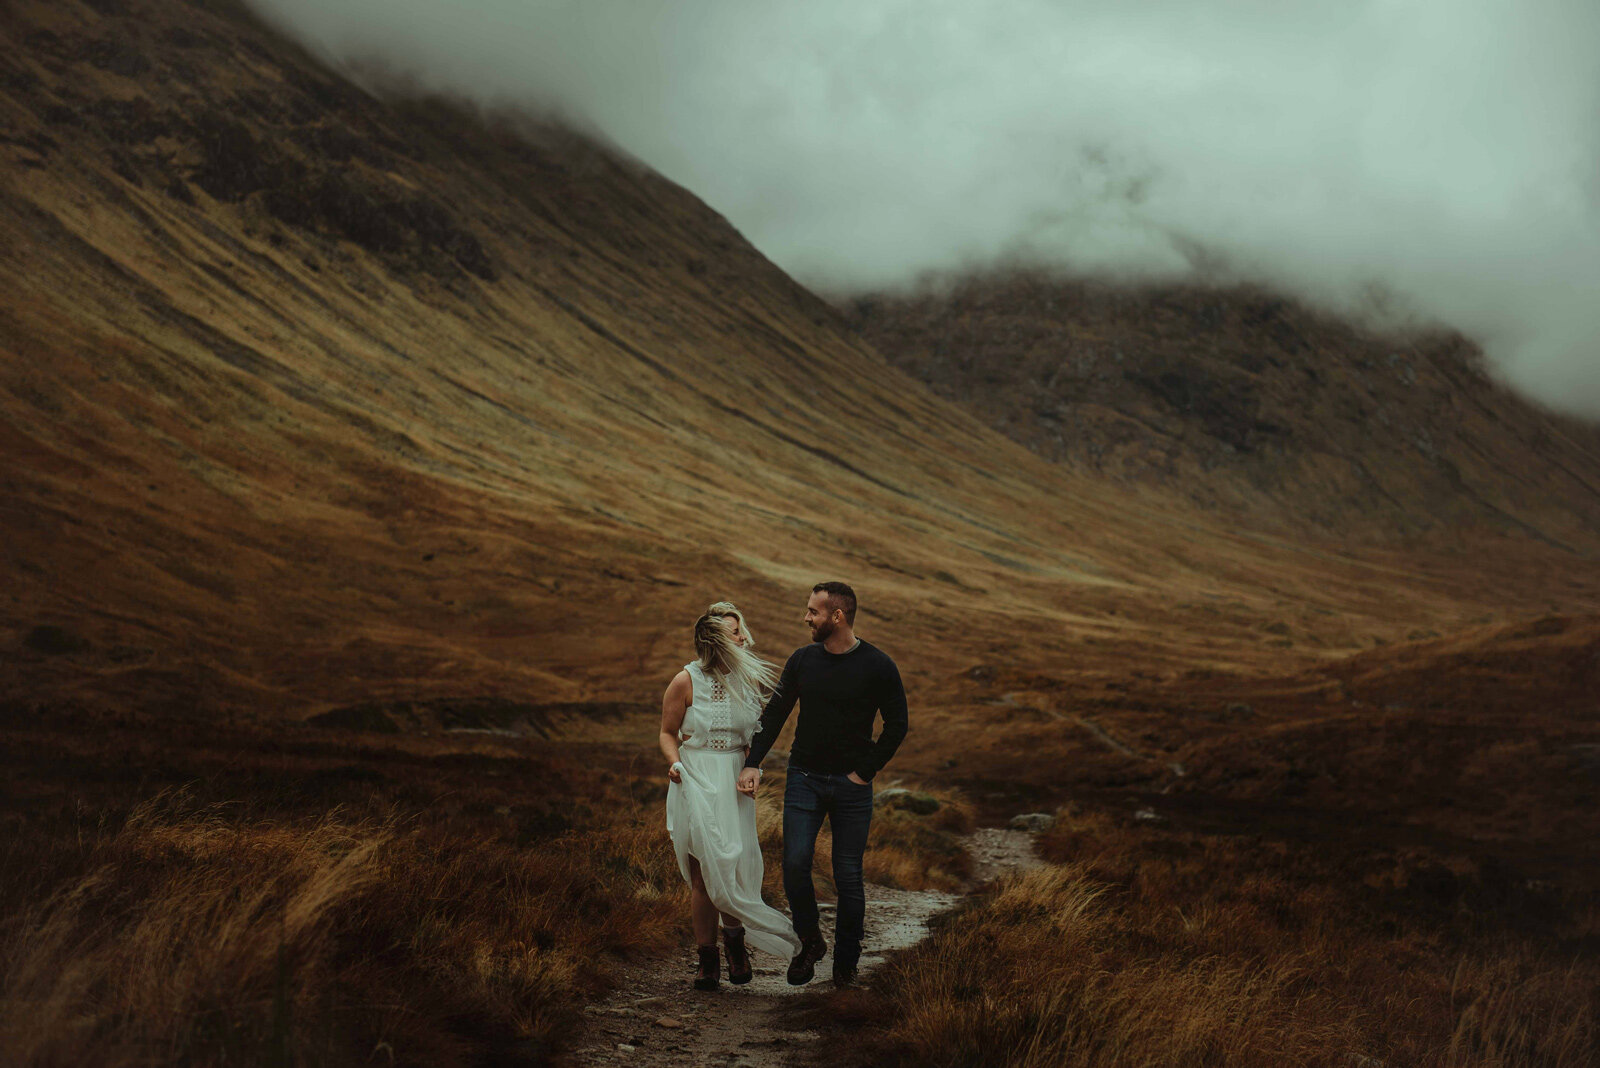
[831,964,859,989]
[786,933,827,986]
[693,945,720,991]
[723,927,752,985]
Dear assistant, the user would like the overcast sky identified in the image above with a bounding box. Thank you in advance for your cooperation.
[248,0,1600,417]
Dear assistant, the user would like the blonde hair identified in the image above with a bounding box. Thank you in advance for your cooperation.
[694,607,779,702]
[706,600,758,650]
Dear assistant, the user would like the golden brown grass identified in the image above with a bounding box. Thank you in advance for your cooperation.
[0,710,980,1067]
[769,623,1600,1067]
[836,803,1598,1068]
[0,783,690,1066]
[0,709,707,1067]
[862,790,975,891]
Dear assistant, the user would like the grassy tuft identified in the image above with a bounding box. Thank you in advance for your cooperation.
[837,802,1598,1068]
[1,780,686,1067]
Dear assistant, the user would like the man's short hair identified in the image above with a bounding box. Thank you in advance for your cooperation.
[812,581,857,625]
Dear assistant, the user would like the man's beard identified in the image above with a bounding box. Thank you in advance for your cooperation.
[810,618,836,643]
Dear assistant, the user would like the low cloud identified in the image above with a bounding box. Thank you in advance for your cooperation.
[248,0,1600,416]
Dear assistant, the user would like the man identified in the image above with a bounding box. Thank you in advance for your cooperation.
[737,581,909,987]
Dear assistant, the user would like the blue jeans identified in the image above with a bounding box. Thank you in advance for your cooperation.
[783,764,874,970]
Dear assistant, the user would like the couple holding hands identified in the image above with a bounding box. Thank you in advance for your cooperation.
[658,582,908,990]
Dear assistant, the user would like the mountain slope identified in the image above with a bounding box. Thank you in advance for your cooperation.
[846,274,1600,547]
[2,0,1598,728]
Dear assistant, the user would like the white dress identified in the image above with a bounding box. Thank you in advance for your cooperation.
[665,662,801,960]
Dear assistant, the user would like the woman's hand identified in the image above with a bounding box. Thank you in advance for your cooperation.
[737,767,761,797]
[668,761,684,784]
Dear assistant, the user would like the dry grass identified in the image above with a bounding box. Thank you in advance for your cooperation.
[0,787,687,1066]
[0,715,701,1067]
[0,712,976,1066]
[778,623,1600,1068]
[836,803,1598,1068]
[862,790,975,891]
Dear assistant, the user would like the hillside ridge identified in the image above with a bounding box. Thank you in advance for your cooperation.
[847,274,1600,548]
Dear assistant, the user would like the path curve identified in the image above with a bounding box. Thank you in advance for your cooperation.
[569,827,1041,1067]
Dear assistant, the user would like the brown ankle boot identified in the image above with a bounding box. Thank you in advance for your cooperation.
[693,944,720,991]
[723,926,752,985]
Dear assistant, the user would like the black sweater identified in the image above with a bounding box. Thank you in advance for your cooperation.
[744,639,909,782]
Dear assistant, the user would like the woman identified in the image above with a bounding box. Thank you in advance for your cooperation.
[660,601,801,989]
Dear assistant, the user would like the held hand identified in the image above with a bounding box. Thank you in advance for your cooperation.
[668,761,683,784]
[846,771,869,785]
[737,767,761,797]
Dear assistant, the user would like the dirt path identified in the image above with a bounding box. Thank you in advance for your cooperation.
[568,828,1041,1067]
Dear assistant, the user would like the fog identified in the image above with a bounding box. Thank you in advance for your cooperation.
[247,0,1600,416]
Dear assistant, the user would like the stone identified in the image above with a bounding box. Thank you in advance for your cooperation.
[1009,812,1056,832]
[875,788,941,814]
[655,1017,683,1029]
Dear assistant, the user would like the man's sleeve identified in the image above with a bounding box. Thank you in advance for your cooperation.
[858,655,909,782]
[745,649,801,769]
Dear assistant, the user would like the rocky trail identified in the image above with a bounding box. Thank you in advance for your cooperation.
[568,827,1041,1067]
